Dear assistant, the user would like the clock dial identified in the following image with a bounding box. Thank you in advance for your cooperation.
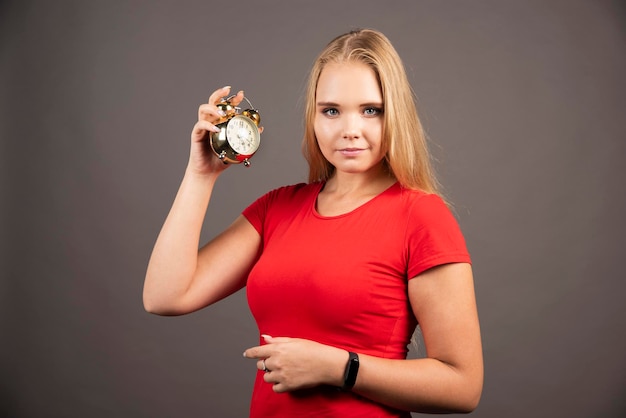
[225,115,260,155]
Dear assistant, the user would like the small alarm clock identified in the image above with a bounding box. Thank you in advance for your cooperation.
[210,95,261,167]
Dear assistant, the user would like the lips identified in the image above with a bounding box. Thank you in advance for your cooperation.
[338,147,365,156]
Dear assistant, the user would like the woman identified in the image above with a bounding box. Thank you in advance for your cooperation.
[144,29,483,417]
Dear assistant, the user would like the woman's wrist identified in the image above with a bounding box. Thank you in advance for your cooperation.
[323,349,360,390]
[341,352,360,390]
[184,164,221,183]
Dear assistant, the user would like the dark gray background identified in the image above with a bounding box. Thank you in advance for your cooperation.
[1,1,625,417]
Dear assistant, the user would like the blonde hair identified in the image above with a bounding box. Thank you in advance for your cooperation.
[302,29,439,194]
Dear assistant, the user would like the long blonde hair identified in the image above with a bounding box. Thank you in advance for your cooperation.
[302,29,439,194]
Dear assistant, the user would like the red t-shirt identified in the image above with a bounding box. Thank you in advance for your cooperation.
[242,182,470,417]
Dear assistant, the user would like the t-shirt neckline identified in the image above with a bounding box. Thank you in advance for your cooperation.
[312,181,400,220]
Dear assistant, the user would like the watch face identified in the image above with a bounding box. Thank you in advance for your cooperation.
[226,115,260,155]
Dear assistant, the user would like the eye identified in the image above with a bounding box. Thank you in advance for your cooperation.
[363,107,383,116]
[322,107,339,117]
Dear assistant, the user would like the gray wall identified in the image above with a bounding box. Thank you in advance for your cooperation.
[2,1,625,417]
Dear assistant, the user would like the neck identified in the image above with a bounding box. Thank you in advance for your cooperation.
[324,165,395,197]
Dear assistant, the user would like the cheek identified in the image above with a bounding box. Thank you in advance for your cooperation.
[313,119,331,143]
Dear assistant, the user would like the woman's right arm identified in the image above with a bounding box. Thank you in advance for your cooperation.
[143,86,262,315]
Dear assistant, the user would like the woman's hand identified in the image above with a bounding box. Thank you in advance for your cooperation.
[243,335,348,393]
[188,86,246,176]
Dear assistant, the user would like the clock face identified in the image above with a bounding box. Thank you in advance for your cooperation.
[225,115,260,155]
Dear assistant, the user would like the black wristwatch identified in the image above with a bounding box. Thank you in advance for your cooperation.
[342,352,360,391]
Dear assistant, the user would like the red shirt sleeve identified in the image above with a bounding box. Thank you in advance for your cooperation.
[242,184,310,238]
[405,193,471,279]
[242,190,268,236]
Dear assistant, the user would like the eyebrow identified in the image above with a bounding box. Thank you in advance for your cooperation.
[316,101,339,107]
[316,101,384,107]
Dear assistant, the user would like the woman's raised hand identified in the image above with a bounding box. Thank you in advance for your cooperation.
[188,86,246,176]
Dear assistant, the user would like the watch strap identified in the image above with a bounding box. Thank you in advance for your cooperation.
[342,352,360,390]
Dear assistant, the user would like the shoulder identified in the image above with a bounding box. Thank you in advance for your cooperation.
[393,188,464,233]
[401,189,471,276]
[246,182,321,214]
[269,182,319,196]
[243,182,322,235]
[259,182,321,203]
[395,187,449,215]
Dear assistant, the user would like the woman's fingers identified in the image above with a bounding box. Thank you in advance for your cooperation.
[207,86,244,108]
[194,120,220,134]
[208,85,232,106]
[197,87,262,138]
[199,86,232,122]
[198,104,222,121]
[228,89,245,107]
[200,87,248,122]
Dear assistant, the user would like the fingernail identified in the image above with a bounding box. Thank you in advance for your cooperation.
[217,110,226,116]
[261,334,272,340]
[223,85,231,90]
[242,351,247,358]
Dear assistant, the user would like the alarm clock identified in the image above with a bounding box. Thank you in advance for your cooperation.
[210,96,261,167]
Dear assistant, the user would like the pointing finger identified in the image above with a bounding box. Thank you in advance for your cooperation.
[262,335,291,344]
[243,345,272,359]
[208,85,232,105]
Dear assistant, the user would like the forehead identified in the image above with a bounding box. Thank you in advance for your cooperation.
[316,62,382,102]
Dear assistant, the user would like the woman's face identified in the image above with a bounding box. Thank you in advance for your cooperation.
[313,62,385,177]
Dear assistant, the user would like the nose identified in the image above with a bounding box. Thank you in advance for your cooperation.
[342,113,361,139]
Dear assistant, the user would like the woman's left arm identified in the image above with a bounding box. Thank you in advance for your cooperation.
[353,262,483,413]
[244,262,483,413]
